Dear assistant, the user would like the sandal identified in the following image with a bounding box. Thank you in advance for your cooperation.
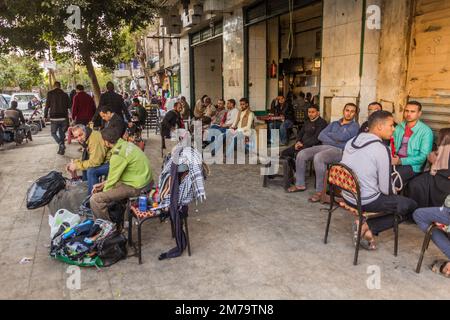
[309,192,322,203]
[431,260,450,278]
[287,185,306,193]
[352,221,377,251]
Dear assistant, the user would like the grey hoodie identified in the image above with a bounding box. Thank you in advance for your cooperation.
[340,133,392,206]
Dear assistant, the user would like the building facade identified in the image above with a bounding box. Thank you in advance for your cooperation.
[145,0,450,130]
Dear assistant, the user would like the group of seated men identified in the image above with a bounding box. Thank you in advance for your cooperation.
[281,99,449,277]
[64,84,153,222]
[160,94,256,156]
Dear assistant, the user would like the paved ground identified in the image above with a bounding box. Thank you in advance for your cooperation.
[0,126,449,300]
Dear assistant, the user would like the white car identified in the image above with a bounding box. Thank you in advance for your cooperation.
[11,92,46,129]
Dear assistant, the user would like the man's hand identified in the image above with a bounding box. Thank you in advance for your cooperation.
[295,141,303,151]
[391,156,401,166]
[92,182,105,194]
[67,161,77,172]
[427,151,437,164]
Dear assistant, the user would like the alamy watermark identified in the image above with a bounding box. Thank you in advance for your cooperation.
[366,265,381,290]
[65,5,81,31]
[366,5,381,30]
[66,265,81,290]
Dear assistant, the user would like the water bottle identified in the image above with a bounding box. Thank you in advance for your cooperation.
[139,193,148,211]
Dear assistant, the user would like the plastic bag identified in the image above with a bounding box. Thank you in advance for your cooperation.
[27,171,66,209]
[49,209,81,239]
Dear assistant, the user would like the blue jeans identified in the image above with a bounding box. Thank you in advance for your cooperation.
[280,120,294,145]
[50,120,68,147]
[225,131,255,158]
[82,163,110,195]
[207,125,227,142]
[413,207,450,260]
[268,121,282,145]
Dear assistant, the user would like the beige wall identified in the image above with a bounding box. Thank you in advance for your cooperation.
[223,8,245,103]
[193,37,223,103]
[248,21,267,111]
[320,0,381,123]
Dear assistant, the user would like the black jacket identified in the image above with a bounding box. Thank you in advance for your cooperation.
[105,113,126,141]
[161,110,181,138]
[44,88,71,119]
[297,117,328,148]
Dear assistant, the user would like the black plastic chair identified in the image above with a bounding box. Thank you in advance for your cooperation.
[324,163,401,265]
[416,223,449,273]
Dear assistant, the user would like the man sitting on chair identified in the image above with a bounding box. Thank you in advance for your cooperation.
[341,111,417,250]
[66,124,110,195]
[90,127,153,222]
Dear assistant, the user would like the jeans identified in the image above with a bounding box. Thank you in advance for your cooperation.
[280,120,294,145]
[268,121,282,145]
[413,207,450,260]
[225,131,254,158]
[357,194,418,235]
[50,120,68,147]
[295,145,343,192]
[82,163,110,195]
[207,125,227,142]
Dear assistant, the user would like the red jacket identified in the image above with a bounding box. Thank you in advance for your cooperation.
[72,91,96,122]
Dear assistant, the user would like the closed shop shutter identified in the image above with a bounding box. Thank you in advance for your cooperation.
[407,0,450,132]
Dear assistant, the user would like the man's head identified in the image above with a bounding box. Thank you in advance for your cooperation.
[101,127,119,148]
[403,101,422,124]
[106,81,115,92]
[227,99,236,110]
[201,95,208,103]
[174,102,183,113]
[306,92,312,101]
[239,98,249,111]
[72,124,88,144]
[204,97,212,106]
[342,103,358,122]
[124,92,129,99]
[53,81,61,89]
[10,100,18,109]
[307,104,320,121]
[368,102,382,116]
[299,92,305,99]
[180,96,186,102]
[368,110,395,140]
[132,98,140,106]
[99,104,114,122]
[278,96,286,105]
[217,99,225,109]
[75,84,84,93]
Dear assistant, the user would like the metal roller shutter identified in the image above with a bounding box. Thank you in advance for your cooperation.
[407,0,450,132]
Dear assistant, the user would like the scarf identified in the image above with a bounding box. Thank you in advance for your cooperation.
[430,144,450,176]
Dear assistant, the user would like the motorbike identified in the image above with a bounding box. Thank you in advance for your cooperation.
[1,117,29,145]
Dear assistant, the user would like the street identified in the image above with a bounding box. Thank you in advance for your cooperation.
[0,127,448,300]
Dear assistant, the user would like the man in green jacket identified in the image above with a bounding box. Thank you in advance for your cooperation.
[392,101,434,185]
[90,127,153,221]
[66,124,111,195]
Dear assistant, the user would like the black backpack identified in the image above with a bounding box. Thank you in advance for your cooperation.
[96,231,127,267]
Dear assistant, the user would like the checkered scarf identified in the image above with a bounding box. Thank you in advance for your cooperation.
[157,146,206,209]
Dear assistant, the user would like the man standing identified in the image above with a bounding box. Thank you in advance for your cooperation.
[392,101,434,186]
[92,81,130,127]
[44,81,71,155]
[341,111,418,250]
[161,102,184,139]
[90,127,153,221]
[130,98,148,128]
[66,124,110,195]
[283,104,328,163]
[289,103,359,202]
[72,84,96,125]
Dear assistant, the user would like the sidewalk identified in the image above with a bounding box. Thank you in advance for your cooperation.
[0,127,448,299]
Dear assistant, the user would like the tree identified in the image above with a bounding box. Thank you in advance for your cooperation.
[0,54,45,90]
[0,0,159,103]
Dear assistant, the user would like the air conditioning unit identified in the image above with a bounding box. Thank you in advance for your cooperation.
[182,12,201,28]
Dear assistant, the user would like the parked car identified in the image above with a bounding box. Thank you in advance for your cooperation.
[1,94,11,106]
[11,92,45,129]
[0,94,8,118]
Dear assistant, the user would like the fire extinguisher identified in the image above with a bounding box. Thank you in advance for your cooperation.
[269,60,277,78]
